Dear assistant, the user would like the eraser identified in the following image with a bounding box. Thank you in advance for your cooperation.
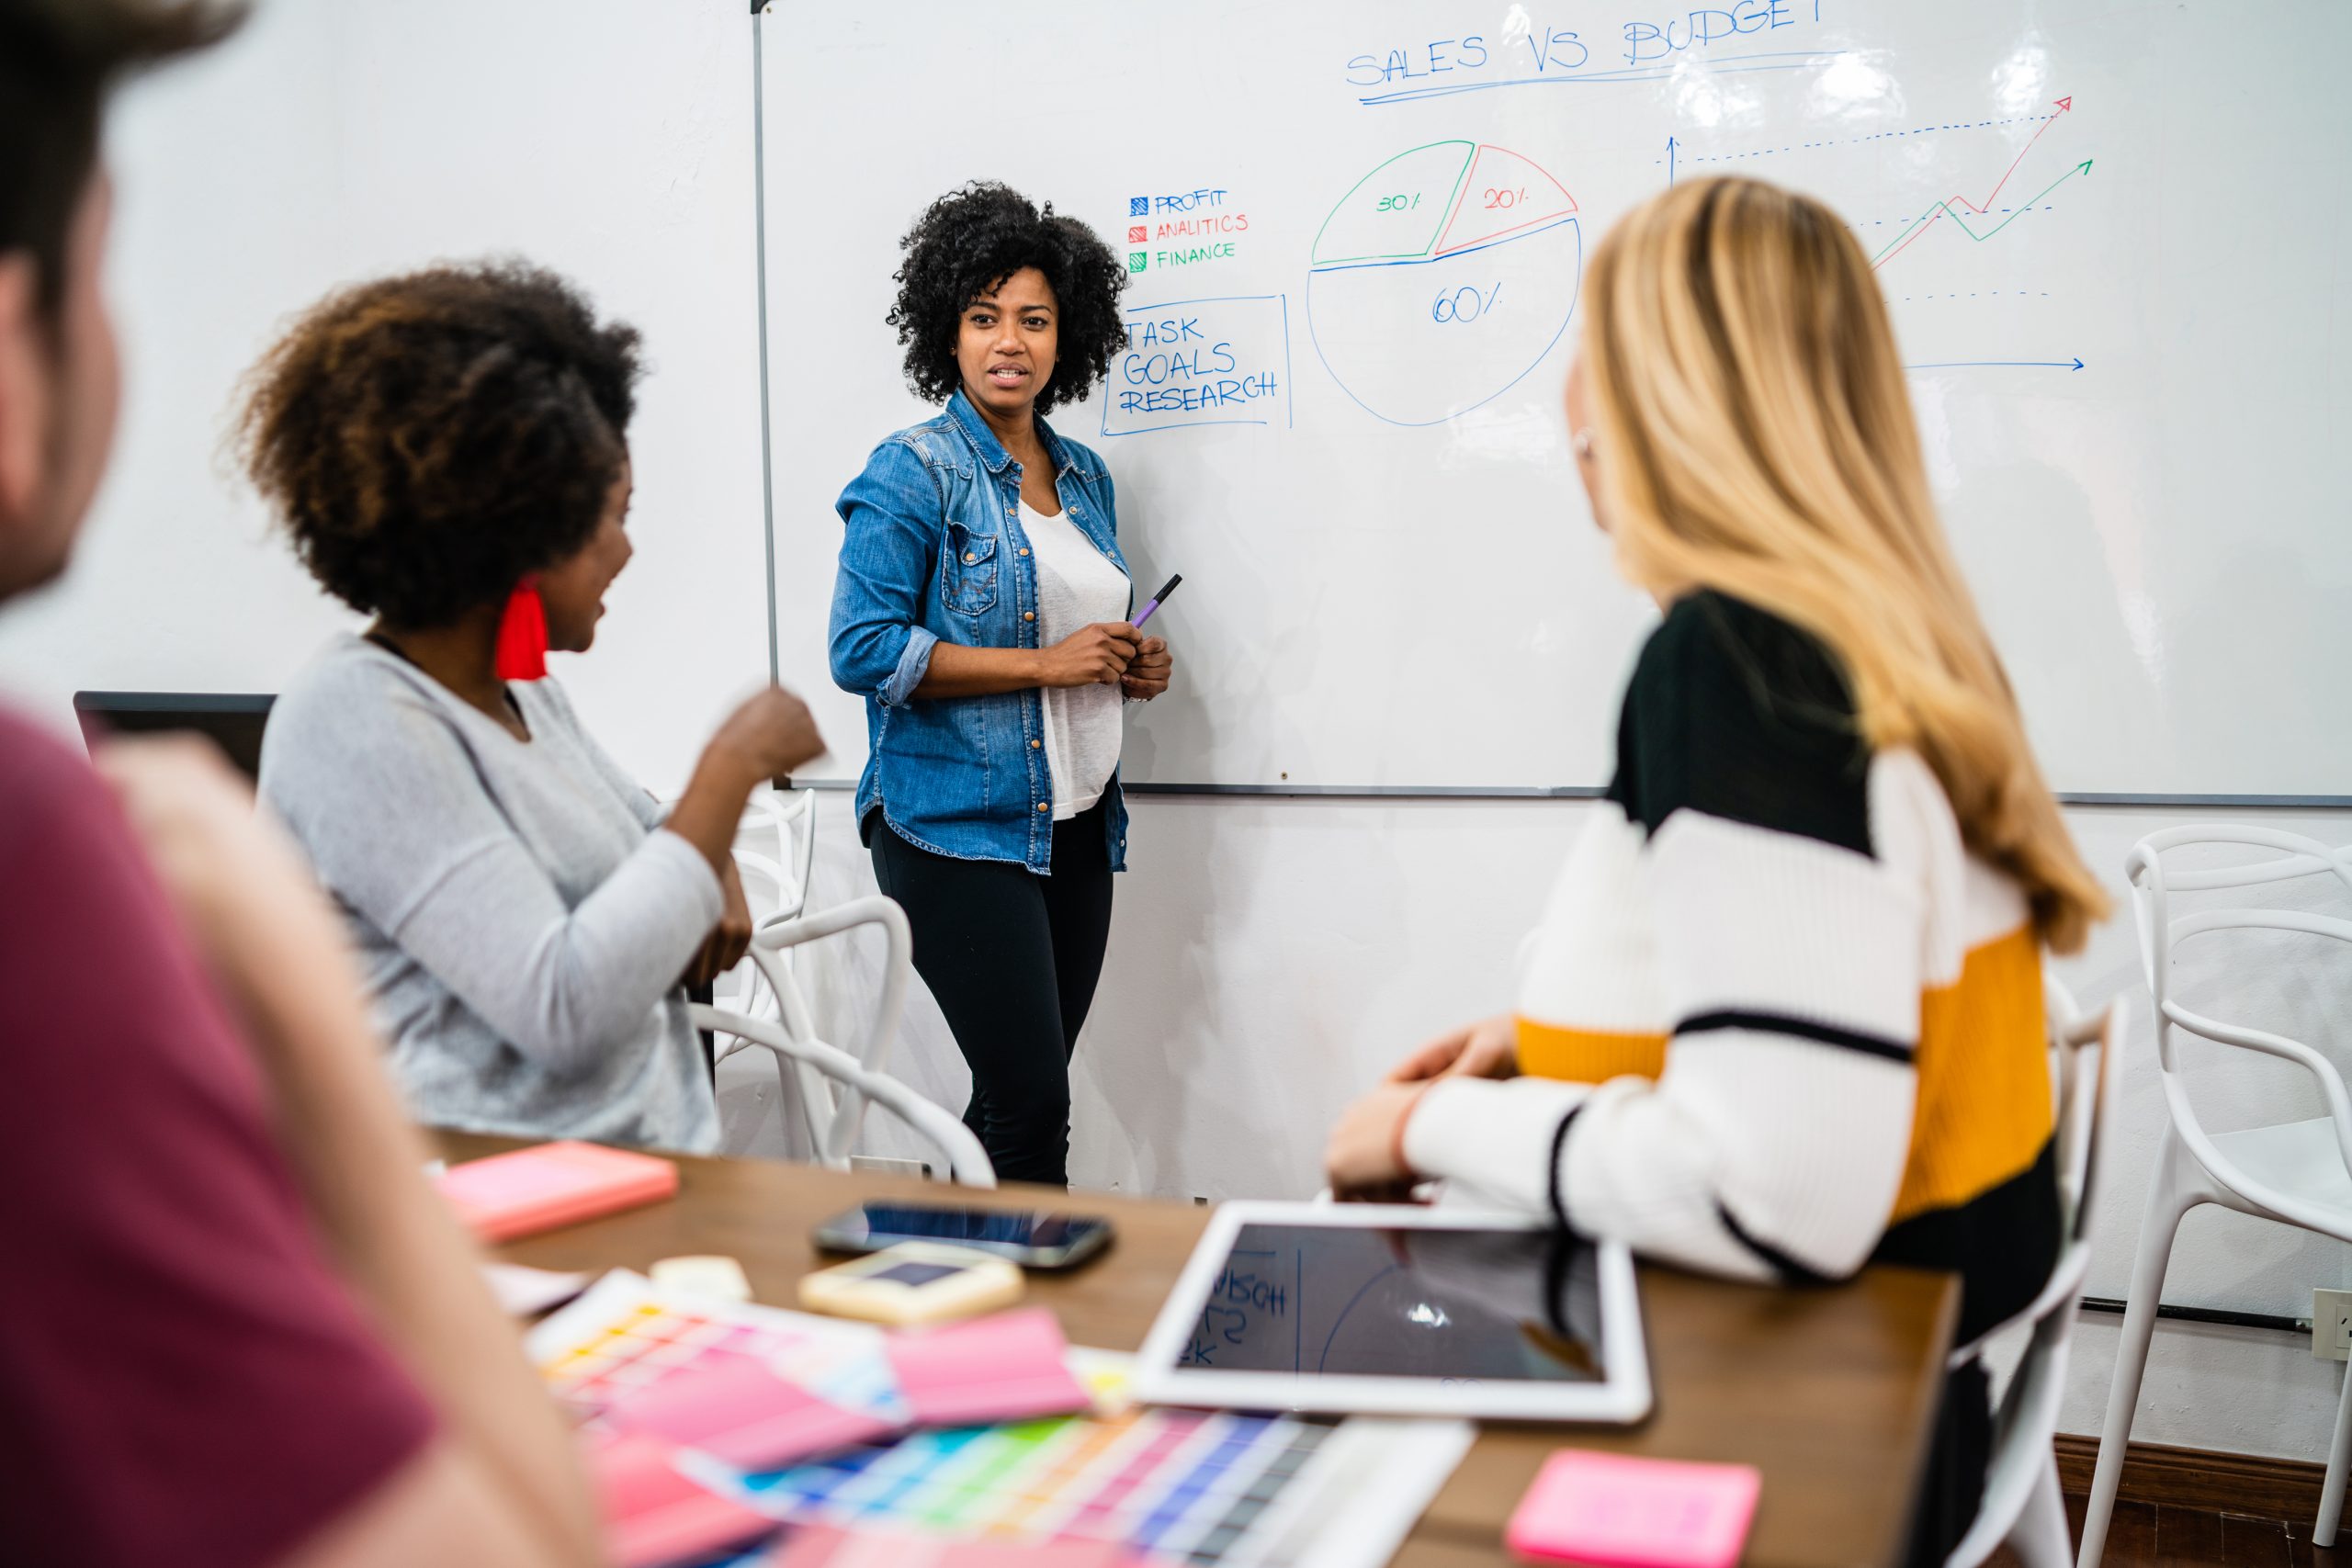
[651,1254,752,1302]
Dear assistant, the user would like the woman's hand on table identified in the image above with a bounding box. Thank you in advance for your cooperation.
[1325,1081,1432,1201]
[1383,1012,1520,1084]
[1121,637,1172,701]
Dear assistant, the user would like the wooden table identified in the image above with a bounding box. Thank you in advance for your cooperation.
[438,1133,1957,1567]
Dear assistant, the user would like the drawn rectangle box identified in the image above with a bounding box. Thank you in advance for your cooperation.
[1101,293,1291,437]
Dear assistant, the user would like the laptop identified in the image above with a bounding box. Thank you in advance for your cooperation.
[74,691,276,783]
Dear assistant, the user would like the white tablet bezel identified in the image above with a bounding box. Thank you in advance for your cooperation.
[1132,1201,1652,1423]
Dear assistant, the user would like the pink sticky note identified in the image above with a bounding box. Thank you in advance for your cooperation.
[435,1140,676,1241]
[1506,1450,1760,1568]
[591,1431,775,1568]
[885,1307,1089,1427]
[608,1354,898,1470]
[766,1521,1145,1568]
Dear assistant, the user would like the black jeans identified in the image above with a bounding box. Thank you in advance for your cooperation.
[866,804,1114,1187]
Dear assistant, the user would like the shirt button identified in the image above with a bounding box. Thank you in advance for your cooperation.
[1030,739,1041,750]
[1023,611,1036,622]
[1037,801,1050,812]
[1018,547,1030,557]
[964,553,978,564]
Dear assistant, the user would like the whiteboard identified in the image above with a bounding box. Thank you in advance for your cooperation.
[758,0,2352,799]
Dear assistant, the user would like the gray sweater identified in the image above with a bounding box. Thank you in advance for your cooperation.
[261,636,722,1152]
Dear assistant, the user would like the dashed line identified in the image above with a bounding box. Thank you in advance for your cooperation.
[1661,112,2059,167]
[1849,203,2057,227]
[1895,291,2055,301]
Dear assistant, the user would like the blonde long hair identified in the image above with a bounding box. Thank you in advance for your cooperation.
[1580,176,2106,953]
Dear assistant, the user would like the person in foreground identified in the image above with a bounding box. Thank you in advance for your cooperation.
[830,182,1172,1187]
[0,3,598,1562]
[247,263,823,1153]
[1323,175,2109,1561]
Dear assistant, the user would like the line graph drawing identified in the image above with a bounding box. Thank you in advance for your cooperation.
[1306,141,1581,426]
[1871,97,2088,268]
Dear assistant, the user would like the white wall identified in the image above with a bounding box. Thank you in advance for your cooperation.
[0,0,770,792]
[15,0,2345,1472]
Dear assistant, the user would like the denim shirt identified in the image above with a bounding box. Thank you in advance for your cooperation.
[830,390,1131,874]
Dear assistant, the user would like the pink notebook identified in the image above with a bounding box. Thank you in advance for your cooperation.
[885,1307,1090,1427]
[1506,1450,1760,1568]
[435,1140,678,1242]
[766,1521,1144,1568]
[591,1430,775,1568]
[607,1353,899,1470]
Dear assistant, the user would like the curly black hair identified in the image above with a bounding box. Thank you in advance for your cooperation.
[234,260,642,628]
[888,182,1127,417]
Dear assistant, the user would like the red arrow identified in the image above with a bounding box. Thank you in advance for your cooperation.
[1950,96,2073,215]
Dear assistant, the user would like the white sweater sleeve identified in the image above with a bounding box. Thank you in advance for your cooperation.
[1408,796,1930,1280]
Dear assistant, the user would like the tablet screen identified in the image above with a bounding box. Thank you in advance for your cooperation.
[1177,1222,1605,1384]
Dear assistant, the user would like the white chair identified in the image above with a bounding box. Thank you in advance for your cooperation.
[2077,828,2352,1566]
[694,896,995,1187]
[1947,980,2124,1568]
[709,786,840,1151]
[718,786,818,1020]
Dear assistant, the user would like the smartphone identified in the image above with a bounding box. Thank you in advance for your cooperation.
[812,1201,1115,1270]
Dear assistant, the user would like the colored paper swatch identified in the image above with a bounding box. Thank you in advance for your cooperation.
[766,1520,1143,1567]
[533,1274,1473,1568]
[609,1354,898,1471]
[532,1271,904,1427]
[1505,1450,1760,1568]
[593,1431,777,1568]
[886,1307,1090,1426]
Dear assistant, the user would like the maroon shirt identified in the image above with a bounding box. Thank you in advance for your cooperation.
[0,708,435,1567]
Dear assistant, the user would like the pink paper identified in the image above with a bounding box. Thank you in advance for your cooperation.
[591,1431,775,1568]
[767,1521,1144,1568]
[885,1307,1089,1427]
[607,1353,898,1470]
[1506,1450,1760,1568]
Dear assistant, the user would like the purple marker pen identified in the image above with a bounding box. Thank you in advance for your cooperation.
[1132,573,1183,628]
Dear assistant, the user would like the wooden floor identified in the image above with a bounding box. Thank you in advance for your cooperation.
[1986,1494,2344,1567]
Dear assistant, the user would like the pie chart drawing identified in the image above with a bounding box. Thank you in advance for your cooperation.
[1307,141,1581,427]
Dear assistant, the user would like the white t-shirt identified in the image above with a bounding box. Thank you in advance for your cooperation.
[1022,500,1130,818]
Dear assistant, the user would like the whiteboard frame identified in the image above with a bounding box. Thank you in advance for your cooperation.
[744,6,2349,811]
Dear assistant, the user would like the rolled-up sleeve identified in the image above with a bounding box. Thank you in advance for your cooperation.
[831,438,943,708]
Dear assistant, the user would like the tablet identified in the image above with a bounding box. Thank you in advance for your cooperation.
[1133,1201,1651,1423]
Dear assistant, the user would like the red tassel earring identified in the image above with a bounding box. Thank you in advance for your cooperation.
[493,578,549,682]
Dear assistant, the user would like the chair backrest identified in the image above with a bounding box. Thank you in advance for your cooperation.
[1944,993,2122,1567]
[709,893,929,1171]
[732,786,819,931]
[2123,826,2352,1224]
[2043,973,2112,1244]
[2126,825,2352,1073]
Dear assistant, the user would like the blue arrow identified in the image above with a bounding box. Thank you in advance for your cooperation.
[1668,135,1678,186]
[1905,356,2085,371]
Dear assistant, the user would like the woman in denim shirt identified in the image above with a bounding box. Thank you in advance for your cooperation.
[830,184,1172,1186]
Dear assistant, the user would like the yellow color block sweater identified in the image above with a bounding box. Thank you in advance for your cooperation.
[1405,592,2059,1347]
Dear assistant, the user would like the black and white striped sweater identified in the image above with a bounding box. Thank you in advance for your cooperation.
[1405,592,2060,1345]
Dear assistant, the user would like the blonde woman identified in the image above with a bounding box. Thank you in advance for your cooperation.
[1323,176,2107,1561]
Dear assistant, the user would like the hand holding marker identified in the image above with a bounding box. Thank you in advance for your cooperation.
[1121,575,1180,702]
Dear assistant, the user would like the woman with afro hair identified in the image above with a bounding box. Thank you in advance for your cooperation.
[831,182,1173,1187]
[247,261,827,1152]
